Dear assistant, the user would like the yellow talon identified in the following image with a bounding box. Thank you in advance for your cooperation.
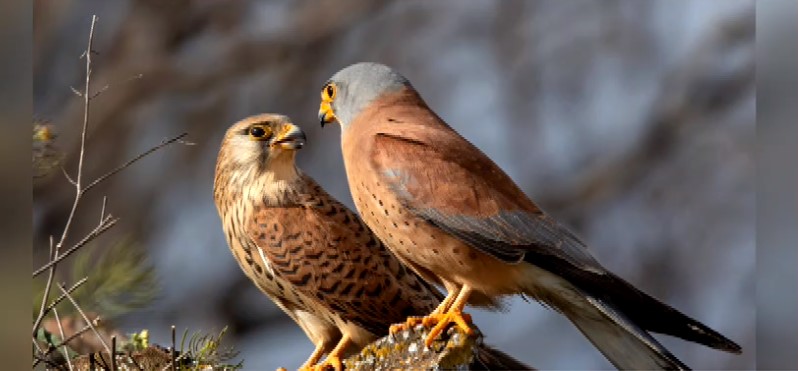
[389,316,427,334]
[312,356,343,371]
[423,310,474,347]
[309,335,349,371]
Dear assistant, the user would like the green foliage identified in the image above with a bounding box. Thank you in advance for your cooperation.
[72,237,159,317]
[34,327,79,365]
[125,329,150,352]
[33,237,159,320]
[178,327,243,370]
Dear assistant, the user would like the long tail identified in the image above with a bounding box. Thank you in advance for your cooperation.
[520,262,740,370]
[473,344,535,370]
[564,291,689,370]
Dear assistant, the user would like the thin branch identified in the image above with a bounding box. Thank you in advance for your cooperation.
[39,277,89,323]
[33,15,191,368]
[90,85,110,99]
[55,324,93,351]
[69,86,83,97]
[37,322,94,362]
[177,138,196,146]
[33,236,57,336]
[30,277,86,367]
[90,73,143,100]
[57,282,112,356]
[61,167,77,186]
[32,337,46,358]
[32,338,66,370]
[156,326,182,371]
[100,196,108,223]
[81,132,190,194]
[54,14,98,252]
[33,351,64,370]
[34,14,98,340]
[53,308,74,371]
[111,336,117,371]
[33,216,118,277]
[171,325,176,371]
[76,15,97,194]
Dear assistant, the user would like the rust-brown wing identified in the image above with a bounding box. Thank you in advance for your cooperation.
[246,191,439,336]
[367,113,604,273]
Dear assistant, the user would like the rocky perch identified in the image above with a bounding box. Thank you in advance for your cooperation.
[65,323,527,370]
[345,323,483,370]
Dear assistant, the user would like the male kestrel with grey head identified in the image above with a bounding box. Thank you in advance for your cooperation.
[318,62,742,370]
[213,114,529,370]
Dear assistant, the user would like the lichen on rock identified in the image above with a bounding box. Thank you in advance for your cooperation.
[344,323,481,370]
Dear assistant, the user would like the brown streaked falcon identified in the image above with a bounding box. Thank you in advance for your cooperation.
[213,114,530,370]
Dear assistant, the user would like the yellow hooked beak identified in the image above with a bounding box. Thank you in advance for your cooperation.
[318,98,337,127]
[270,123,306,150]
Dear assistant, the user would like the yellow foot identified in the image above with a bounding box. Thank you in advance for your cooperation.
[277,368,288,371]
[312,356,343,371]
[423,310,474,347]
[389,316,427,334]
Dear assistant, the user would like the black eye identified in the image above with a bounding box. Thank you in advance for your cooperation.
[249,126,266,138]
[325,84,336,98]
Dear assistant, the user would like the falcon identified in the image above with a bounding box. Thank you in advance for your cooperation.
[318,62,742,370]
[213,114,529,370]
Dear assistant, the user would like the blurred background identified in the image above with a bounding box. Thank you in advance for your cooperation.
[33,0,754,369]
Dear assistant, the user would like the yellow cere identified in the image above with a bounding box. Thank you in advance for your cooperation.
[275,125,293,141]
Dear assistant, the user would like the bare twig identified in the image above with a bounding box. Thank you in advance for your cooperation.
[55,13,97,260]
[55,324,93,351]
[69,86,83,97]
[81,132,189,194]
[33,16,99,346]
[100,196,108,223]
[31,275,87,368]
[171,325,177,371]
[35,322,94,364]
[33,131,187,278]
[32,337,46,357]
[40,277,89,324]
[57,282,112,356]
[33,350,65,369]
[33,14,189,367]
[33,236,57,336]
[111,336,117,371]
[61,167,77,186]
[155,325,182,371]
[33,216,118,277]
[32,338,51,369]
[90,73,143,99]
[53,308,75,371]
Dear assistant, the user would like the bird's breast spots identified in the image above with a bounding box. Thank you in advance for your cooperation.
[244,254,255,266]
[253,264,264,275]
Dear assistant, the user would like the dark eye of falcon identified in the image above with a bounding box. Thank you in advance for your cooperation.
[249,126,267,138]
[325,84,336,99]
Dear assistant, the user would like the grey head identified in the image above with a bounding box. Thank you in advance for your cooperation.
[319,62,412,129]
